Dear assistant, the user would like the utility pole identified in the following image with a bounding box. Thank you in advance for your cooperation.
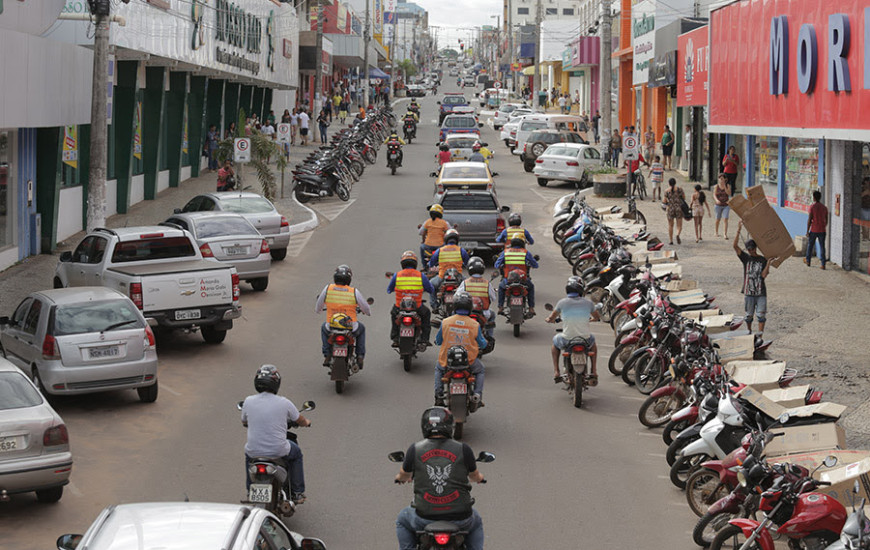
[390,10,398,100]
[508,3,514,94]
[314,0,324,138]
[362,0,370,106]
[86,0,111,232]
[599,0,612,156]
[533,0,542,103]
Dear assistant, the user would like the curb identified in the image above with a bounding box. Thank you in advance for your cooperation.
[287,198,320,236]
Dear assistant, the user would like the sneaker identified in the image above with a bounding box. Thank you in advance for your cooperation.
[291,493,306,505]
[434,394,446,406]
[821,264,826,270]
[322,356,331,367]
[804,258,810,266]
[391,340,399,348]
[356,356,364,369]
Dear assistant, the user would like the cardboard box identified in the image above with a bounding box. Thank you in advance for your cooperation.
[794,235,808,255]
[729,186,796,268]
[818,458,870,508]
[766,450,870,480]
[637,263,682,279]
[632,249,678,265]
[737,386,845,420]
[762,385,811,408]
[715,334,757,363]
[700,314,735,334]
[663,279,698,292]
[680,308,723,319]
[764,423,847,456]
[729,365,788,392]
[668,289,707,306]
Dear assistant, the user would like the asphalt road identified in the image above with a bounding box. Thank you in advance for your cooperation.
[0,82,697,549]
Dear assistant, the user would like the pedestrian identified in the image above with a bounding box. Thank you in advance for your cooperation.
[317,108,329,144]
[690,184,712,242]
[663,178,685,245]
[333,90,342,119]
[648,155,664,201]
[225,122,237,140]
[573,90,580,109]
[661,125,674,170]
[206,124,219,171]
[592,110,601,144]
[805,190,829,269]
[261,120,275,139]
[682,124,692,172]
[558,93,566,114]
[217,159,236,192]
[713,174,732,238]
[289,108,299,145]
[338,98,349,124]
[622,126,630,141]
[298,108,310,146]
[722,145,740,194]
[281,109,291,124]
[267,110,276,125]
[643,125,655,164]
[349,81,356,103]
[609,130,621,166]
[733,221,775,334]
[323,95,332,122]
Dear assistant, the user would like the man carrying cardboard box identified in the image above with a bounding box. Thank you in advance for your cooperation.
[734,220,776,334]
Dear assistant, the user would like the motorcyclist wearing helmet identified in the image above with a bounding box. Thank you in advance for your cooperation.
[495,212,535,245]
[437,143,453,165]
[409,99,420,114]
[384,131,406,167]
[387,251,435,345]
[394,407,487,550]
[468,142,486,163]
[241,365,311,505]
[545,278,600,385]
[314,265,372,368]
[428,228,470,308]
[455,257,496,334]
[420,204,453,261]
[433,292,487,405]
[494,237,539,316]
[404,108,419,124]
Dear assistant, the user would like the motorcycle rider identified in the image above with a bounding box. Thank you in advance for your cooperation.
[494,238,539,316]
[468,142,486,163]
[387,251,435,347]
[428,228,470,308]
[420,204,453,261]
[455,257,496,335]
[545,277,600,385]
[408,98,421,116]
[434,293,487,405]
[384,130,406,167]
[437,143,453,165]
[314,265,371,368]
[403,110,419,140]
[496,213,535,245]
[241,365,311,505]
[394,407,487,550]
[404,107,420,124]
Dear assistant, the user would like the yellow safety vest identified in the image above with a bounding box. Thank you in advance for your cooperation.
[464,278,491,310]
[395,269,424,307]
[503,249,528,276]
[437,245,463,277]
[506,227,527,242]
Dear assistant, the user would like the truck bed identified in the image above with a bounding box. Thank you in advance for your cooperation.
[107,259,228,277]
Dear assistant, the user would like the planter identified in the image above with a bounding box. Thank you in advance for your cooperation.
[593,173,626,198]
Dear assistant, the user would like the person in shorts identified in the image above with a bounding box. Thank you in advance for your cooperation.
[714,173,732,238]
[733,221,775,334]
[648,155,664,201]
[545,278,600,385]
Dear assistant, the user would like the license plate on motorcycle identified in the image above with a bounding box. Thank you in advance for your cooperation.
[400,327,415,337]
[333,347,348,357]
[510,297,523,306]
[390,153,398,159]
[571,353,587,367]
[450,382,467,395]
[248,484,272,503]
[444,294,454,303]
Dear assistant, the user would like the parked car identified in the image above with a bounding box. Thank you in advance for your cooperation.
[0,357,72,503]
[433,189,510,261]
[437,93,469,124]
[178,192,291,261]
[56,502,328,550]
[164,212,272,291]
[54,226,241,344]
[499,110,538,148]
[406,84,426,97]
[439,113,481,142]
[532,143,602,187]
[0,288,158,401]
[520,129,588,172]
[491,103,527,129]
[514,114,587,155]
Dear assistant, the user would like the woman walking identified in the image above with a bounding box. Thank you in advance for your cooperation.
[690,184,712,242]
[317,108,329,144]
[714,173,733,238]
[609,130,622,167]
[661,125,675,170]
[722,145,740,195]
[663,178,685,245]
[290,108,299,145]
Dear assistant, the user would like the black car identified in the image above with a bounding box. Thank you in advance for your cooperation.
[520,130,588,172]
[406,85,426,98]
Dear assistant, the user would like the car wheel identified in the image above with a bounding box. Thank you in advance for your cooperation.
[531,142,546,157]
[36,486,63,504]
[137,380,158,403]
[250,277,269,292]
[537,178,549,187]
[270,248,287,261]
[201,325,227,344]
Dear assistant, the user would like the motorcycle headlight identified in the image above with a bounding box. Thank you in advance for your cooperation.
[737,470,747,487]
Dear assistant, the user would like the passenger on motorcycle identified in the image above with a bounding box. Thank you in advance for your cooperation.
[437,143,453,165]
[496,213,535,245]
[241,365,311,505]
[384,131,406,167]
[545,277,600,385]
[314,265,371,368]
[494,238,539,316]
[428,229,470,308]
[409,99,420,114]
[387,251,435,346]
[394,407,487,550]
[434,293,487,405]
[420,204,453,261]
[455,257,496,334]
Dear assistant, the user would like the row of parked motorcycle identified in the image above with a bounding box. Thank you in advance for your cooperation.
[553,191,869,549]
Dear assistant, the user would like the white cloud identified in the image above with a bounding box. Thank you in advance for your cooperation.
[412,0,504,45]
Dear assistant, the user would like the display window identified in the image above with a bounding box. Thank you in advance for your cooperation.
[754,136,779,204]
[784,138,820,212]
[0,130,13,249]
[855,143,870,274]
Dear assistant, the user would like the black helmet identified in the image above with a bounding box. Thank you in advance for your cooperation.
[444,229,460,245]
[452,291,473,314]
[421,407,455,438]
[254,364,281,394]
[334,265,353,285]
[566,276,584,296]
[508,213,522,226]
[507,270,522,284]
[439,143,449,151]
[510,237,526,249]
[446,345,469,367]
[467,257,485,276]
[400,250,418,270]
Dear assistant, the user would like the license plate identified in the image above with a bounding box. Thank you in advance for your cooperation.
[248,484,272,503]
[400,327,415,337]
[390,153,398,159]
[333,347,348,357]
[510,297,523,306]
[444,294,454,303]
[175,309,201,321]
[88,345,120,359]
[265,237,275,244]
[0,436,21,452]
[545,171,559,177]
[571,354,587,368]
[224,246,247,256]
[450,382,467,395]
[459,241,477,249]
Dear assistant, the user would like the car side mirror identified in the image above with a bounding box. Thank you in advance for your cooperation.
[436,101,441,104]
[57,534,83,550]
[388,451,406,463]
[478,123,484,127]
[300,538,327,550]
[173,208,182,214]
[500,205,511,212]
[0,316,8,326]
[482,142,489,147]
[59,251,72,263]
[476,451,496,463]
[491,172,499,177]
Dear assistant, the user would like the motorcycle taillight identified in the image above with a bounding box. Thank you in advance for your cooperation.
[402,316,414,326]
[451,372,466,378]
[571,345,586,353]
[511,288,523,296]
[256,464,268,475]
[335,335,348,345]
[445,285,456,292]
[434,533,451,545]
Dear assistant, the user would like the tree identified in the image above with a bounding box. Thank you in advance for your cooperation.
[398,58,417,79]
[214,108,287,202]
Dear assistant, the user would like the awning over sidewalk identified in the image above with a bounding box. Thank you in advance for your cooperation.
[369,67,390,79]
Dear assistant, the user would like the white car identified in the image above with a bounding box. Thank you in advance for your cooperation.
[532,143,603,187]
[500,111,541,150]
[491,103,527,129]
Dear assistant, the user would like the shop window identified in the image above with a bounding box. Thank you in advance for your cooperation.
[517,7,529,14]
[0,130,12,249]
[855,143,870,274]
[563,8,574,15]
[545,8,557,15]
[753,136,779,205]
[784,138,819,212]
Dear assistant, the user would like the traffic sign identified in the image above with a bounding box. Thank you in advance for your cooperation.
[494,81,502,89]
[276,123,291,143]
[623,135,639,161]
[234,138,251,163]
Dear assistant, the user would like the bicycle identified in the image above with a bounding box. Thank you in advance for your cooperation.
[632,169,648,201]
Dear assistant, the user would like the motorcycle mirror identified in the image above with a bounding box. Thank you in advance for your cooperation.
[755,411,764,427]
[855,480,861,494]
[482,142,489,147]
[777,412,790,425]
[366,297,375,305]
[544,303,554,312]
[299,537,327,550]
[823,455,838,468]
[236,401,244,411]
[388,451,406,463]
[429,172,438,178]
[533,255,540,261]
[489,271,499,280]
[301,400,316,411]
[385,272,394,278]
[56,534,83,550]
[500,205,511,212]
[476,451,496,463]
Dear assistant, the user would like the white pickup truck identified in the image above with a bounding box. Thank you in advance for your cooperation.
[54,226,241,344]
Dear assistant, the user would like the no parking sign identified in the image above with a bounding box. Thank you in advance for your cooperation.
[234,138,251,163]
[623,135,639,161]
[276,123,291,143]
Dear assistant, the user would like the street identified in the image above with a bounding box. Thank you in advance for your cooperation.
[0,87,698,548]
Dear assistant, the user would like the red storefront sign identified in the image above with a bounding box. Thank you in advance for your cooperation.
[710,0,870,138]
[677,26,708,106]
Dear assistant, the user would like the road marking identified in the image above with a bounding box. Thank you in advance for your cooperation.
[67,481,83,497]
[619,395,645,401]
[311,198,357,221]
[430,119,438,124]
[635,431,660,437]
[647,453,667,458]
[285,231,314,257]
[160,383,181,396]
[657,475,671,480]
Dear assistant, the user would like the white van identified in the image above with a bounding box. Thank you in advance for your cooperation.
[513,114,587,156]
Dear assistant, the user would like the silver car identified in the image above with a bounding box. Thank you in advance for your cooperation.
[0,288,158,402]
[0,357,72,503]
[178,192,291,261]
[164,212,271,291]
[57,502,327,550]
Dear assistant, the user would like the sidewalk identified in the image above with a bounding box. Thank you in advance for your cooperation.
[0,145,323,314]
[581,170,870,448]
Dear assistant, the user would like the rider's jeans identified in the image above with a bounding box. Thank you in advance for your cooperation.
[245,441,305,495]
[396,507,484,550]
[320,322,366,357]
[434,359,485,397]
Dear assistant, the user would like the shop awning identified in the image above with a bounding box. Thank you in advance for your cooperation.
[369,67,390,79]
[522,65,536,76]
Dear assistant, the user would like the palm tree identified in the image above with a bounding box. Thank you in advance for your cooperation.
[214,108,287,201]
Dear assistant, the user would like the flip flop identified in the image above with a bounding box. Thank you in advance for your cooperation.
[554,376,563,384]
[588,374,599,387]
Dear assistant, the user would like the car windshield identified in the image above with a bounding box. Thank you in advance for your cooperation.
[499,105,518,114]
[54,299,144,336]
[194,217,258,239]
[0,372,43,409]
[217,197,275,214]
[111,236,196,263]
[441,194,497,210]
[442,165,489,180]
[442,96,467,105]
[447,137,478,149]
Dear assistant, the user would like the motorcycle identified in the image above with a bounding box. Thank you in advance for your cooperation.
[403,119,417,142]
[434,268,464,320]
[825,481,870,550]
[438,346,481,440]
[325,297,374,394]
[493,267,537,337]
[388,450,495,550]
[386,277,429,372]
[387,141,403,175]
[238,400,315,517]
[545,302,598,408]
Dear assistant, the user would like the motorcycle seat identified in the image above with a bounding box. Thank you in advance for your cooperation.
[565,337,593,348]
[248,458,288,483]
[423,521,463,534]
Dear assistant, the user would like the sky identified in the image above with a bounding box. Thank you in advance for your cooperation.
[412,0,504,49]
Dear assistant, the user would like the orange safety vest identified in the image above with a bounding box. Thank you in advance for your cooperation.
[506,226,527,242]
[325,284,357,323]
[503,248,528,277]
[437,244,463,277]
[463,277,491,310]
[424,218,450,247]
[395,268,424,307]
[438,315,480,367]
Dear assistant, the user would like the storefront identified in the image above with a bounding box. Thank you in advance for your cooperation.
[561,36,600,115]
[709,0,870,271]
[677,25,719,187]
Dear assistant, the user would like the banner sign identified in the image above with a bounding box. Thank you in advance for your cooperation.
[677,25,708,106]
[632,0,656,85]
[62,125,78,169]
